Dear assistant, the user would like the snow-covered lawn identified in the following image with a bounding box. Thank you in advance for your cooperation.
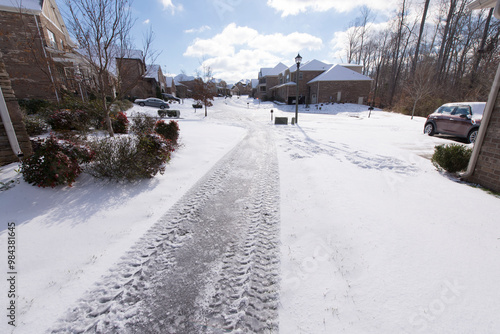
[1,96,499,333]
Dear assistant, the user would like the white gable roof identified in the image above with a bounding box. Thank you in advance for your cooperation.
[261,62,287,77]
[308,65,372,84]
[145,64,161,81]
[289,59,331,73]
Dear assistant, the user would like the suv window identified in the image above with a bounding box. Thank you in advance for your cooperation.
[453,106,470,116]
[437,106,456,114]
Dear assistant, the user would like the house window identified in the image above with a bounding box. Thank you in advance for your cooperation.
[47,29,57,49]
[260,86,266,92]
[299,72,303,80]
[286,74,290,82]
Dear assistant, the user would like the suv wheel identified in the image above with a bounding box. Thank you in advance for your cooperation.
[424,123,435,136]
[160,105,166,109]
[468,129,478,144]
[139,102,145,107]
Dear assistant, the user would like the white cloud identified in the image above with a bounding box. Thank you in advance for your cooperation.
[159,0,184,14]
[184,25,212,34]
[184,23,324,82]
[142,19,150,25]
[267,0,397,16]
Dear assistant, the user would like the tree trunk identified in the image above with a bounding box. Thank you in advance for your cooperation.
[411,0,430,76]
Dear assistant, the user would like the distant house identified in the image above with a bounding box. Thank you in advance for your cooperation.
[272,59,331,104]
[0,0,89,101]
[235,79,252,96]
[307,65,372,104]
[257,62,288,101]
[145,64,167,96]
[259,59,372,105]
[463,0,500,193]
[174,74,195,99]
[165,77,176,96]
[251,79,259,98]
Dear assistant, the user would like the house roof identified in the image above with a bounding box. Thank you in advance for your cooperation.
[469,0,496,9]
[260,62,288,77]
[251,79,259,89]
[174,73,195,84]
[307,65,372,84]
[289,59,331,73]
[145,64,161,81]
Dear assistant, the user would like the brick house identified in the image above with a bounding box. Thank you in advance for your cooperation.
[464,0,500,193]
[165,77,176,96]
[307,65,373,104]
[235,80,252,96]
[257,62,288,100]
[0,0,89,101]
[272,59,331,104]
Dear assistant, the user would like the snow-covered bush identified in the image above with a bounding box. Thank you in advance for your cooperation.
[432,144,472,174]
[23,115,49,136]
[20,135,94,188]
[87,134,174,181]
[47,109,90,131]
[154,120,179,145]
[130,113,156,136]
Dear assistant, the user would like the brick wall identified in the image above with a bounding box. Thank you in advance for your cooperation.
[0,56,32,166]
[308,81,372,104]
[467,93,500,193]
[0,11,57,100]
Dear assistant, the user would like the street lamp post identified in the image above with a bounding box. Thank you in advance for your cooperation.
[295,53,302,125]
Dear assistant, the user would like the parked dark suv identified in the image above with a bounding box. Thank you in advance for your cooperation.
[423,102,486,143]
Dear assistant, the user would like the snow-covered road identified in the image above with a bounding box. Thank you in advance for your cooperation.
[50,106,280,333]
[2,96,500,334]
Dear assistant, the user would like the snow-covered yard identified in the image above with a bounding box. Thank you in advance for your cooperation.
[1,96,499,333]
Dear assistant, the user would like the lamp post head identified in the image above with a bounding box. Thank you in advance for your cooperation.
[295,53,302,66]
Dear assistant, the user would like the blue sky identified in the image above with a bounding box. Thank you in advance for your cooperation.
[72,0,401,83]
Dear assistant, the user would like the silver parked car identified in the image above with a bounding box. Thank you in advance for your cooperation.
[134,97,170,109]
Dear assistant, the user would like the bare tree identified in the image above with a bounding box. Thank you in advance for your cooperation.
[404,63,434,119]
[192,65,215,117]
[64,0,152,136]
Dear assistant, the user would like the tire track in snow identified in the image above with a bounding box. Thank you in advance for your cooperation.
[49,123,280,334]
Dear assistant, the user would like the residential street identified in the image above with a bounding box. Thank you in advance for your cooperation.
[50,109,281,333]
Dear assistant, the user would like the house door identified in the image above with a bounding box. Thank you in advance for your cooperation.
[358,97,364,105]
[337,91,342,102]
[311,94,317,104]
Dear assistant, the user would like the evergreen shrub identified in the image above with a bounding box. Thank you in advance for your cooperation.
[432,144,472,173]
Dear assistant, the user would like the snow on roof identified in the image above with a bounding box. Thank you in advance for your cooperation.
[251,79,259,89]
[145,64,160,81]
[289,59,331,73]
[174,73,195,84]
[165,77,174,88]
[260,62,288,77]
[0,0,43,13]
[469,0,496,10]
[308,65,372,84]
